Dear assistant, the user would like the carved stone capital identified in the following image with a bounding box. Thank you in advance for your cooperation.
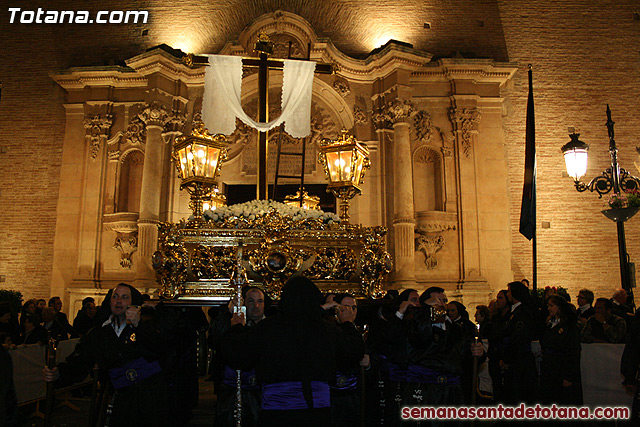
[383,99,416,125]
[441,146,453,158]
[138,102,171,128]
[448,107,480,158]
[164,110,187,134]
[415,234,444,270]
[84,114,113,160]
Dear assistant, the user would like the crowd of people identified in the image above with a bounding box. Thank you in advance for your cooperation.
[0,279,638,426]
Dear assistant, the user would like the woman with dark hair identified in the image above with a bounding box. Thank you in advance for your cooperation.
[223,277,364,426]
[540,295,583,405]
[475,305,491,339]
[19,299,38,329]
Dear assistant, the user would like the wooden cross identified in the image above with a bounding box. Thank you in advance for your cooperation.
[190,34,334,199]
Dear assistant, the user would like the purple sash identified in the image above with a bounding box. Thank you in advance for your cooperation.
[330,372,358,391]
[262,381,330,410]
[108,357,162,390]
[406,364,460,385]
[378,355,407,382]
[222,365,259,390]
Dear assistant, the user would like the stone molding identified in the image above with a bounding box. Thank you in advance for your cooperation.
[415,210,457,233]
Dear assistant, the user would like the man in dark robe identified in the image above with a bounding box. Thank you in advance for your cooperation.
[43,283,177,426]
[330,293,366,427]
[73,297,99,337]
[222,277,364,427]
[446,300,478,404]
[401,289,468,426]
[498,281,538,404]
[213,286,268,426]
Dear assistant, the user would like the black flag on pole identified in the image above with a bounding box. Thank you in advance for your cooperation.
[519,65,536,240]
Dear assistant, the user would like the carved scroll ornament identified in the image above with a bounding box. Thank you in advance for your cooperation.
[415,234,444,270]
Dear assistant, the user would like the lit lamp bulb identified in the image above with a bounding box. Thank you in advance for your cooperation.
[561,132,589,181]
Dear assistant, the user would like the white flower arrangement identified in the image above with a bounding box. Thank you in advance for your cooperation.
[202,199,341,224]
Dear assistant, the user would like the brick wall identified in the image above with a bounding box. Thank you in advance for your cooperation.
[498,0,640,303]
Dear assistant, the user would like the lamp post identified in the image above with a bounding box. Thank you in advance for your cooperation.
[561,105,640,301]
[318,129,371,222]
[172,127,228,222]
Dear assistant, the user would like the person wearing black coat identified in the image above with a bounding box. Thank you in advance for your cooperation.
[17,314,48,345]
[222,277,364,427]
[446,301,478,404]
[398,289,481,427]
[621,314,640,422]
[73,298,99,337]
[498,281,538,404]
[43,283,178,426]
[0,345,18,426]
[539,295,583,406]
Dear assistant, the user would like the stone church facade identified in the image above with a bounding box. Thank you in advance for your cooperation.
[1,1,639,312]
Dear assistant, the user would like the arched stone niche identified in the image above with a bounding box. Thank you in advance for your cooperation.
[117,149,144,213]
[412,145,444,212]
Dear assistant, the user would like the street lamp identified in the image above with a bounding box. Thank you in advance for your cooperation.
[173,128,228,222]
[561,105,640,300]
[318,129,371,222]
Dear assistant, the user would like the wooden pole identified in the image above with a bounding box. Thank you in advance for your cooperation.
[43,338,57,427]
[256,53,269,200]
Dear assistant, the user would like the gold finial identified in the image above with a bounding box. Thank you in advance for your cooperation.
[182,53,194,67]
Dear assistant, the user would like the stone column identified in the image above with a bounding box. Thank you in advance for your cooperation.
[385,99,417,287]
[136,103,170,279]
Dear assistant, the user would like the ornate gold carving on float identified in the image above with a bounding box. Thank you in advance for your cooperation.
[153,209,391,300]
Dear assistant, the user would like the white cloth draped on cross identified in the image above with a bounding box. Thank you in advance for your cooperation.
[201,54,317,138]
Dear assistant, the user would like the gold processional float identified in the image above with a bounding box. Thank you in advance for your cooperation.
[152,126,393,301]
